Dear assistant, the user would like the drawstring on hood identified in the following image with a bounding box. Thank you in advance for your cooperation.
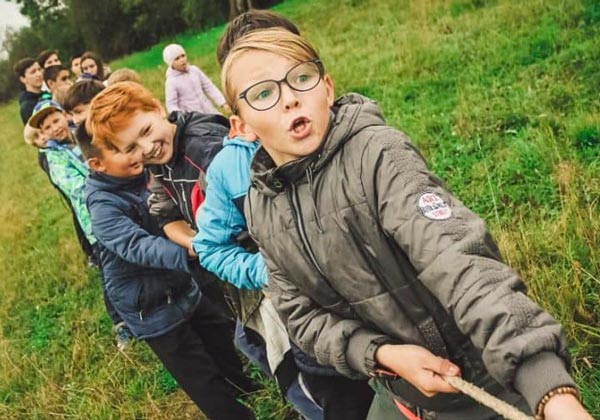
[248,93,383,233]
[306,164,323,233]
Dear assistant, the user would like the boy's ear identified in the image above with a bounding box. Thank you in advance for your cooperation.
[47,79,55,91]
[88,157,105,172]
[19,75,26,85]
[324,74,335,107]
[230,115,258,142]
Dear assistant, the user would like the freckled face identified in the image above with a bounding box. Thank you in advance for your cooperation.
[110,110,177,165]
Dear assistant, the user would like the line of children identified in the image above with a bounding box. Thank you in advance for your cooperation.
[218,26,593,420]
[87,72,312,416]
[14,10,593,420]
[86,74,378,418]
[23,99,128,341]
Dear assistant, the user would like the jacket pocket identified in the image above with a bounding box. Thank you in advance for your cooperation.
[137,279,169,312]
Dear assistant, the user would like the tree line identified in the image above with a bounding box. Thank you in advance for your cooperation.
[0,0,282,102]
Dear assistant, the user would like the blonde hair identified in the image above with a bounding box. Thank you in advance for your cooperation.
[23,124,39,146]
[221,28,321,111]
[107,68,142,86]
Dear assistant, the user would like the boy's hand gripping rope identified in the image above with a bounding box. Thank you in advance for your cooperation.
[443,375,534,420]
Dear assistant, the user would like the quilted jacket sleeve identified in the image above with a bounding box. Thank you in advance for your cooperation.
[361,127,575,410]
[193,151,267,290]
[88,190,190,272]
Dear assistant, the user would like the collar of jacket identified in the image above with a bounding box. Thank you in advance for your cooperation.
[165,110,230,168]
[223,136,258,149]
[250,93,384,196]
[45,138,74,149]
[166,66,190,78]
[88,170,148,192]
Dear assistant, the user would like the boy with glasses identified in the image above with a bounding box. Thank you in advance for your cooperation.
[220,27,592,420]
[191,11,375,420]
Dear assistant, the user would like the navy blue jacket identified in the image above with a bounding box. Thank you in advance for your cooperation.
[85,171,200,339]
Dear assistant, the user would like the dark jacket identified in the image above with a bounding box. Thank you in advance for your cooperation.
[148,111,229,229]
[246,93,575,414]
[18,90,42,124]
[85,171,200,339]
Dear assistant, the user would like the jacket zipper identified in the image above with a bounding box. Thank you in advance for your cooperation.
[288,184,326,278]
[180,183,193,224]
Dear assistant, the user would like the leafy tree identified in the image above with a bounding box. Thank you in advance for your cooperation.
[182,0,229,31]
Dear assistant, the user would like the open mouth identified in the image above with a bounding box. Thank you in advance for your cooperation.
[289,117,312,138]
[146,143,163,160]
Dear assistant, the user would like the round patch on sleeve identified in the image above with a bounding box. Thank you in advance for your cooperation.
[418,192,452,220]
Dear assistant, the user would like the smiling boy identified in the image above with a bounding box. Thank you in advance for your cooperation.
[86,82,232,314]
[79,124,256,419]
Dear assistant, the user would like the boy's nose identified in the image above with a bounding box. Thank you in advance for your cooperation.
[281,83,300,110]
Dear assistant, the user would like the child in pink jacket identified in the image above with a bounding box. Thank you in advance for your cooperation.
[162,44,228,114]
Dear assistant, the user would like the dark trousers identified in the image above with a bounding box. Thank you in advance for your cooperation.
[303,371,374,420]
[145,297,256,420]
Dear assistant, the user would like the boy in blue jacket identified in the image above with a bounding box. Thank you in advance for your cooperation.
[79,124,256,420]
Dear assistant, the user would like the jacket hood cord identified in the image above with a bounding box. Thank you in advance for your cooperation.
[306,165,324,233]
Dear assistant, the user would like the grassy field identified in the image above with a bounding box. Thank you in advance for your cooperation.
[0,0,599,418]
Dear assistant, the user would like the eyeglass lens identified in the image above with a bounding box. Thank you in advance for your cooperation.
[245,61,322,111]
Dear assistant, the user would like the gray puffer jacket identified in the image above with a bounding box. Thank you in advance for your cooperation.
[246,93,575,414]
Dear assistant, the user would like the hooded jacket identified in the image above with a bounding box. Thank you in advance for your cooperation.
[86,171,200,339]
[193,137,267,291]
[246,93,575,414]
[165,65,226,114]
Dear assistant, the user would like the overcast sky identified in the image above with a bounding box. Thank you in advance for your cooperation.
[0,1,29,29]
[0,0,29,58]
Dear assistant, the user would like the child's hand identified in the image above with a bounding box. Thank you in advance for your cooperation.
[543,394,593,420]
[375,344,460,397]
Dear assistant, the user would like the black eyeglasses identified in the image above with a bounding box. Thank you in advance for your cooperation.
[235,59,324,113]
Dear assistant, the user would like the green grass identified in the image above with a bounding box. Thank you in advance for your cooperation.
[1,0,599,417]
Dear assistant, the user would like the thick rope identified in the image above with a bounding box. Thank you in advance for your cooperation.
[443,376,534,420]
